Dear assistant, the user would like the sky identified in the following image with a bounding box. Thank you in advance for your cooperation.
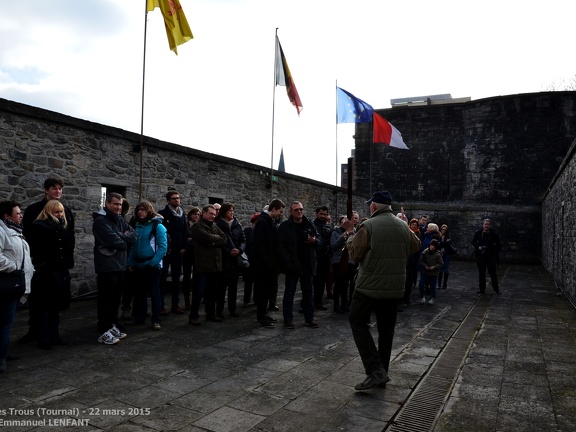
[2,0,575,186]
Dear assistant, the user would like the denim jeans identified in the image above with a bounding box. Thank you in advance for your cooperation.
[419,274,438,299]
[283,270,314,323]
[132,266,162,324]
[216,267,240,316]
[442,254,452,273]
[0,298,18,359]
[161,252,183,307]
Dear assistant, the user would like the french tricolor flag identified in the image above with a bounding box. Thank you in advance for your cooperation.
[373,113,408,149]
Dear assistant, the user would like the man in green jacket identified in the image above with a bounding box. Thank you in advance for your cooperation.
[344,191,421,391]
[188,205,226,325]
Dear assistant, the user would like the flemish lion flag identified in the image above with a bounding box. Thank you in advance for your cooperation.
[275,36,303,115]
[147,0,193,55]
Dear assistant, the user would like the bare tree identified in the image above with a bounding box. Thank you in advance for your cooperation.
[543,75,576,91]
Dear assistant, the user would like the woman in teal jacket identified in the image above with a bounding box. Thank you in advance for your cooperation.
[127,201,168,330]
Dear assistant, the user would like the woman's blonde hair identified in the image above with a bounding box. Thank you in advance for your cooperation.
[427,223,439,232]
[37,199,67,228]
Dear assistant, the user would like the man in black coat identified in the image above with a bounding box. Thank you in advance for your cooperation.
[22,177,75,246]
[251,199,285,328]
[158,190,188,314]
[312,206,333,310]
[471,218,502,294]
[277,201,321,329]
[20,177,75,345]
[93,193,137,344]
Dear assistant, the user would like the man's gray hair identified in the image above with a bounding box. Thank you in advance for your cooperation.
[373,202,391,211]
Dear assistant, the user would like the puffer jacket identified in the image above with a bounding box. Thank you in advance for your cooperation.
[191,217,226,272]
[419,248,444,276]
[0,220,34,294]
[127,218,168,269]
[92,208,137,273]
[347,209,421,299]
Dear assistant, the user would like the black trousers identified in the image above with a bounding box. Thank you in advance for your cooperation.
[476,255,499,292]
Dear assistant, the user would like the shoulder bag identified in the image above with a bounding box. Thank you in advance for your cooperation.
[0,253,26,299]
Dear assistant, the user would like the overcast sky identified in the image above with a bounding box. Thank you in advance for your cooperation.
[2,0,575,185]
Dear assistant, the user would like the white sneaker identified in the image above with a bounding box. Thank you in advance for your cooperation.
[428,298,435,305]
[420,297,426,304]
[109,325,127,340]
[98,330,120,345]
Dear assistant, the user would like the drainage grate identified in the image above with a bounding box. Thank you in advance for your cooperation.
[388,376,452,432]
[385,293,495,432]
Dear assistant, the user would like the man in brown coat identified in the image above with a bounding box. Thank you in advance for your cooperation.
[188,205,226,325]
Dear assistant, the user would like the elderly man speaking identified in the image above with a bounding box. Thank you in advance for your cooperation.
[343,191,421,391]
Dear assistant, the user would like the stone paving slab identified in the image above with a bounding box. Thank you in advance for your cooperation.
[0,261,575,432]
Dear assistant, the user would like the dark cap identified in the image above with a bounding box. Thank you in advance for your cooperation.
[250,213,260,223]
[430,239,439,248]
[365,190,392,205]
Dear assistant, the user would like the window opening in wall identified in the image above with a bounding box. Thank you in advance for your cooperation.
[208,197,224,205]
[100,185,127,209]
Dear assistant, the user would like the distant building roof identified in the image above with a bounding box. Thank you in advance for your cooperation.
[390,94,471,107]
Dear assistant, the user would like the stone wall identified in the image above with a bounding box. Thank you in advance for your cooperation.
[542,138,576,307]
[352,92,576,263]
[0,98,367,296]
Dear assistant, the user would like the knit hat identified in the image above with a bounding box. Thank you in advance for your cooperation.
[250,213,260,223]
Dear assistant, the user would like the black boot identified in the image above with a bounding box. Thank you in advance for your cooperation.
[438,272,444,289]
[443,273,449,289]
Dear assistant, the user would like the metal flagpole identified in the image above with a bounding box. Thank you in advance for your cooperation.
[335,80,339,187]
[138,0,149,201]
[269,29,280,196]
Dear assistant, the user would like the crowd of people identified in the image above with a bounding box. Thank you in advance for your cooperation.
[0,178,503,388]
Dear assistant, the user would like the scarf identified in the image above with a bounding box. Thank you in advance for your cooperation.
[169,206,183,218]
[3,218,23,234]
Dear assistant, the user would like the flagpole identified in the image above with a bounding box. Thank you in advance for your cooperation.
[138,0,149,202]
[335,80,339,187]
[269,29,280,196]
[368,120,374,196]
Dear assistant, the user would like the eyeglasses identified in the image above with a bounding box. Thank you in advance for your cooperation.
[292,208,304,212]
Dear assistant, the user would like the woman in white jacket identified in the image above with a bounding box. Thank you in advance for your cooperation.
[0,200,34,373]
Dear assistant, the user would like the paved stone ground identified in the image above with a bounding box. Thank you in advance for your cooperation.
[1,261,575,432]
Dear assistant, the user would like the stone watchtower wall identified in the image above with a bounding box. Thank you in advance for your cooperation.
[0,98,367,296]
[352,92,576,264]
[542,138,576,307]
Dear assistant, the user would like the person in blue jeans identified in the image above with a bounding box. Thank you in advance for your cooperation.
[0,201,34,373]
[276,201,321,329]
[438,224,456,289]
[127,201,168,330]
[418,239,444,305]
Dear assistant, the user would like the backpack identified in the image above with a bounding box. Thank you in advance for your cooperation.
[151,219,171,253]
